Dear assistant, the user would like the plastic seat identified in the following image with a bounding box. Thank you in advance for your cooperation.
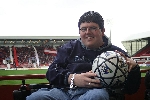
[13,80,31,100]
[145,70,150,100]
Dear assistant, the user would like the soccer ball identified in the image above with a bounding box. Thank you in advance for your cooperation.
[92,51,128,88]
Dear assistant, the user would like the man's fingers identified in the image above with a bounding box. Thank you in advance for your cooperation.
[127,61,132,72]
[115,50,127,60]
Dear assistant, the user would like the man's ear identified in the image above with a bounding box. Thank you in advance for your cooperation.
[79,29,80,34]
[101,28,105,36]
[102,28,105,32]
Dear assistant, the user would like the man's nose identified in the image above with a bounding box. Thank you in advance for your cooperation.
[86,28,91,33]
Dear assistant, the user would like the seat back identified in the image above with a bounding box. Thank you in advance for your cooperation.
[13,80,31,100]
[145,70,150,100]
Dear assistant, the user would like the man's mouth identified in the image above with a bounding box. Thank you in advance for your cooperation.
[86,36,94,39]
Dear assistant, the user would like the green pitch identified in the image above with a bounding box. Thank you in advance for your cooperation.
[0,69,48,85]
[0,69,47,75]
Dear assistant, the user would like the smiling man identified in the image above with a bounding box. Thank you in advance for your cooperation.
[27,11,141,100]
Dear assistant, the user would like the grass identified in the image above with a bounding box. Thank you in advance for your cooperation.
[0,67,149,85]
[0,69,47,75]
[0,69,48,85]
[140,66,150,77]
[0,79,48,85]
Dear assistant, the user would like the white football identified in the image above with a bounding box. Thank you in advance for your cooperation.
[92,51,128,88]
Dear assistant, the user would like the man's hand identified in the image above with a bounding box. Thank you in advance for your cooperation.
[68,71,101,88]
[115,50,138,72]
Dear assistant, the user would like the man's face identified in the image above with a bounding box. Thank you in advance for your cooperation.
[79,22,105,49]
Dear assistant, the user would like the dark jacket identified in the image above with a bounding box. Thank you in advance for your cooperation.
[46,35,141,94]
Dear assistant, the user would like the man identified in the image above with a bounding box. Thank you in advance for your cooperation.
[27,11,141,100]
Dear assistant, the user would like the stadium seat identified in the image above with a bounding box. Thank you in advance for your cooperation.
[145,69,150,100]
[13,80,31,100]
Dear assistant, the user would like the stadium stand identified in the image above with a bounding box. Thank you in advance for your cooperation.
[0,45,55,69]
[122,31,150,66]
[0,36,79,69]
[133,44,150,57]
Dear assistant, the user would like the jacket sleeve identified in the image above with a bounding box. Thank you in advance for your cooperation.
[123,64,141,94]
[46,42,73,86]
